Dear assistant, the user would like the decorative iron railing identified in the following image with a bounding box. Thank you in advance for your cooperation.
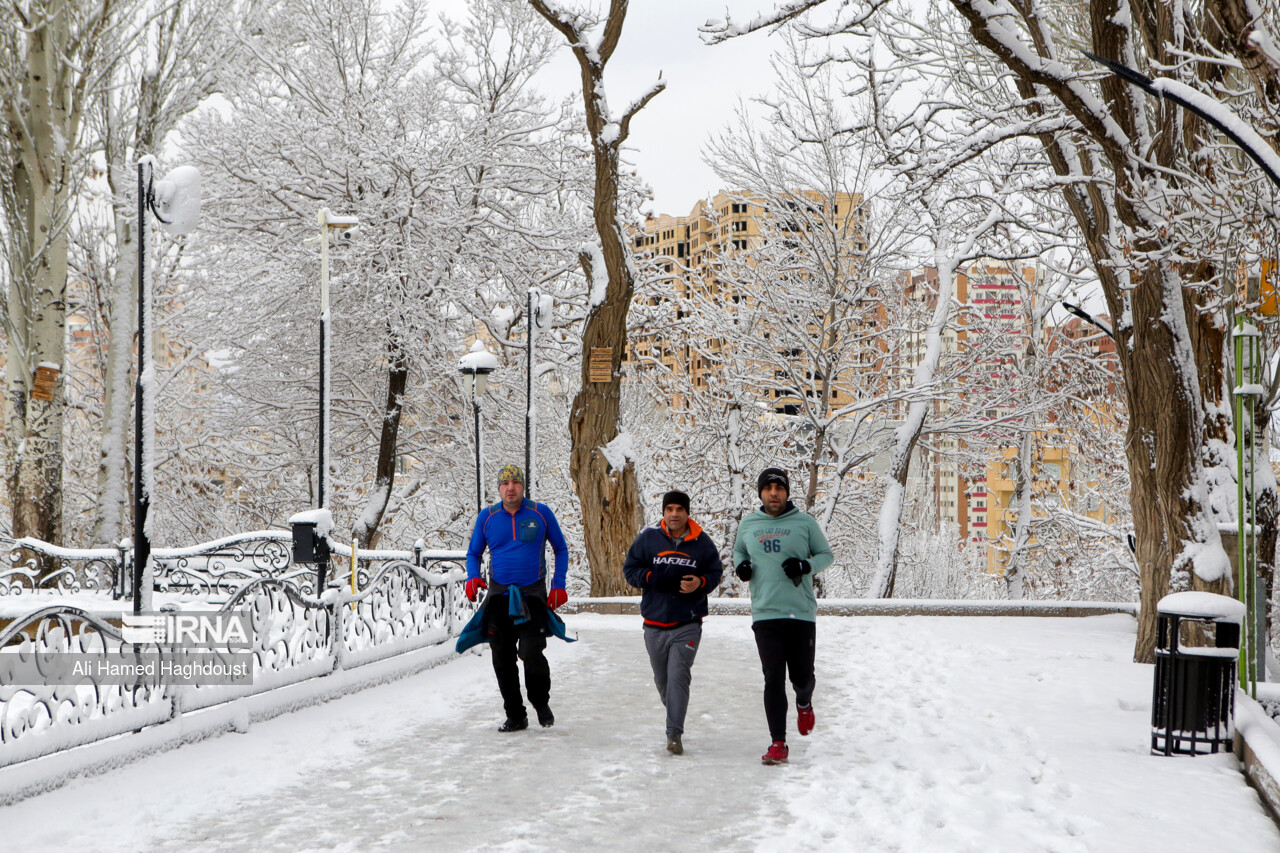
[0,538,127,598]
[0,557,472,767]
[0,607,172,766]
[152,532,301,596]
[0,532,467,604]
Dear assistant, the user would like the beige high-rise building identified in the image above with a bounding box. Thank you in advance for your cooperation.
[627,189,868,410]
[903,262,1124,575]
[901,261,1036,546]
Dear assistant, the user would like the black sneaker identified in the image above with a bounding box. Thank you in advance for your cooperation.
[535,705,555,727]
[498,716,529,732]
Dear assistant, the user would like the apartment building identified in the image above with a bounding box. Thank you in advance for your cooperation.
[627,189,868,410]
[910,263,1131,575]
[902,262,1038,547]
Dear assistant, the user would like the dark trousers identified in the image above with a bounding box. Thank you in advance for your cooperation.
[752,618,816,742]
[488,598,550,720]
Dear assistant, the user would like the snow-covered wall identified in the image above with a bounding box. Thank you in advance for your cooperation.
[1237,687,1280,826]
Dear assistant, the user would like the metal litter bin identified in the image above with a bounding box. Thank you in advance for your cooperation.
[1151,592,1245,756]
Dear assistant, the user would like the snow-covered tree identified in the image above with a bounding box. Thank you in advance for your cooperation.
[629,41,919,594]
[705,0,1268,661]
[0,0,140,547]
[526,0,666,596]
[171,0,580,548]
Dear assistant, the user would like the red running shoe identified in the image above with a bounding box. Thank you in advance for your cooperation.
[761,740,789,765]
[797,704,815,737]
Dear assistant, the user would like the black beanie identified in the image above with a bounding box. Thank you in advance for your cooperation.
[662,490,691,512]
[757,467,790,495]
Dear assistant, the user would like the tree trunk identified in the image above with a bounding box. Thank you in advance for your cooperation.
[2,27,72,550]
[91,209,137,547]
[1,0,110,551]
[92,111,146,547]
[1122,267,1232,661]
[571,226,643,596]
[529,0,663,595]
[870,227,980,598]
[351,341,408,549]
[1003,429,1034,600]
[2,165,67,549]
[1254,404,1278,654]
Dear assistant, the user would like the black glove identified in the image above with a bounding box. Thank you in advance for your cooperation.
[782,557,811,586]
[649,569,683,593]
[735,560,753,582]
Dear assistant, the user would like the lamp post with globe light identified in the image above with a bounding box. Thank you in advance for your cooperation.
[458,341,498,513]
[134,156,200,614]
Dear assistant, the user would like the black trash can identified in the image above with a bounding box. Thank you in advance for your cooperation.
[1151,591,1244,756]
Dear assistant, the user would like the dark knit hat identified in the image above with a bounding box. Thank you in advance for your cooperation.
[757,467,790,495]
[661,490,691,512]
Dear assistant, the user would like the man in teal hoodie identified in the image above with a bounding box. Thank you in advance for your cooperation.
[732,467,834,765]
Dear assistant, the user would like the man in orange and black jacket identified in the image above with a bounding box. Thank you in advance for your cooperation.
[623,490,723,756]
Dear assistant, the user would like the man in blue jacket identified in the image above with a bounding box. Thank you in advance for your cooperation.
[623,490,723,756]
[464,463,570,732]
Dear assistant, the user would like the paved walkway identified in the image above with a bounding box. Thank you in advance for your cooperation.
[3,614,1277,852]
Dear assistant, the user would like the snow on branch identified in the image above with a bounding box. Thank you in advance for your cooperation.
[949,0,1133,159]
[700,0,829,44]
[1083,54,1280,190]
[1243,0,1280,71]
[617,74,666,144]
[595,0,628,65]
[529,0,611,67]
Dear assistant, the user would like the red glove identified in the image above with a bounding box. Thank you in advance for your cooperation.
[547,588,568,611]
[465,577,487,602]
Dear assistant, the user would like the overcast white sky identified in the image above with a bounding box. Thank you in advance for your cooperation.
[440,1,788,217]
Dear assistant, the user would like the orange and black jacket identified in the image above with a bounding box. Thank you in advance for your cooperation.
[623,518,723,628]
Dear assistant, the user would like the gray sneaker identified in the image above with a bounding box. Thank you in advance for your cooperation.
[666,733,683,755]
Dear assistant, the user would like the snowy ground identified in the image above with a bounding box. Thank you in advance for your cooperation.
[3,614,1277,852]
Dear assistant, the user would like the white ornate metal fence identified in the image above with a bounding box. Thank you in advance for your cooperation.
[0,534,471,769]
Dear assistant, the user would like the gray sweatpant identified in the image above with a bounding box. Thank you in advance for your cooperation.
[643,622,702,736]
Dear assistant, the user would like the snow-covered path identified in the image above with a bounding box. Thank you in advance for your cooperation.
[4,614,1277,852]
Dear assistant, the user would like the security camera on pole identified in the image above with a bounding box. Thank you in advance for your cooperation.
[309,209,359,511]
[134,157,200,615]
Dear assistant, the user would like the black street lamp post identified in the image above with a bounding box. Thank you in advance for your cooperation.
[133,157,199,614]
[458,341,498,513]
[525,288,545,498]
[311,208,358,510]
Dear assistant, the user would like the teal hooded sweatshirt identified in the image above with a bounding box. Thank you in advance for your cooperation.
[732,502,834,622]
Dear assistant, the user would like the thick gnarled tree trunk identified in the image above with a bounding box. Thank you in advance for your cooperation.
[946,0,1237,661]
[530,0,663,595]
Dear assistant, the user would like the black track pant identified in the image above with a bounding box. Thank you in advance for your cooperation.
[488,598,550,721]
[752,618,816,743]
